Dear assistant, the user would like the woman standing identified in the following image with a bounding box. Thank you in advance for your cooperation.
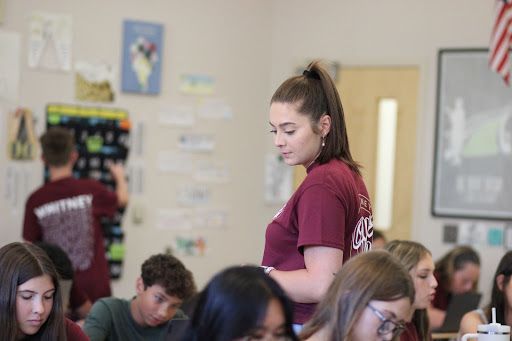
[261,60,373,327]
[385,240,438,340]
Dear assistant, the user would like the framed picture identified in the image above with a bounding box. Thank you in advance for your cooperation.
[432,48,512,220]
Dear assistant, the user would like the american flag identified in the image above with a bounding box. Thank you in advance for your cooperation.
[490,0,512,85]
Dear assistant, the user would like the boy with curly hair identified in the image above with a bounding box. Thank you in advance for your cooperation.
[83,253,196,341]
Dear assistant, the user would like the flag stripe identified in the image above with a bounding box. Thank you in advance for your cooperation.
[490,0,512,84]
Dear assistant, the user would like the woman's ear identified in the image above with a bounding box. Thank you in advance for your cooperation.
[497,274,505,291]
[320,114,331,136]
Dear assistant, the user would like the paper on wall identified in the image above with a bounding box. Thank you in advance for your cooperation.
[156,209,193,230]
[178,133,214,152]
[158,105,195,127]
[458,221,488,246]
[28,12,72,71]
[194,161,229,183]
[265,154,293,204]
[177,185,210,205]
[157,151,194,173]
[179,74,215,95]
[0,30,20,101]
[197,98,232,120]
[194,208,227,228]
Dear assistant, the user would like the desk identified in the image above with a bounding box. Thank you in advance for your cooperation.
[432,332,458,340]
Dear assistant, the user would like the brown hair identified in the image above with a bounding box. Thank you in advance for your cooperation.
[299,250,414,341]
[40,126,75,167]
[435,246,480,293]
[0,242,66,341]
[271,60,361,176]
[141,253,196,300]
[384,240,432,341]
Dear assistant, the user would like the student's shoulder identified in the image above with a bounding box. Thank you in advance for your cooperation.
[459,309,485,335]
[65,318,90,340]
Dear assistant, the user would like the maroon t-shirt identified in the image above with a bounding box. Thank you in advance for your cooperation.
[432,270,450,310]
[65,318,91,340]
[23,177,117,302]
[400,320,432,341]
[262,159,373,324]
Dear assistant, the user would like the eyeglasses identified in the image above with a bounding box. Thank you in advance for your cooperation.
[366,303,406,339]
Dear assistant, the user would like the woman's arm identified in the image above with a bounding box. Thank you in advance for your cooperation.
[268,245,343,303]
[458,311,483,341]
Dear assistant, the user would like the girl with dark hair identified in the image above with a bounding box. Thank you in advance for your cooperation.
[459,251,512,338]
[384,240,438,341]
[299,250,414,341]
[262,60,373,328]
[0,242,89,341]
[428,246,481,330]
[180,266,298,341]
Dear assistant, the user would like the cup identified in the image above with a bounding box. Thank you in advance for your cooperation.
[461,322,510,341]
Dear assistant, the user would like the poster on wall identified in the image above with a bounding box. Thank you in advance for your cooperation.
[432,49,512,220]
[0,30,21,101]
[121,19,163,95]
[28,12,72,71]
[75,60,116,102]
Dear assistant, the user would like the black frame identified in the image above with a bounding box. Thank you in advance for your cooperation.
[432,48,512,220]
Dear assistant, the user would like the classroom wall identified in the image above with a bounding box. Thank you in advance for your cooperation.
[0,0,276,296]
[0,0,506,303]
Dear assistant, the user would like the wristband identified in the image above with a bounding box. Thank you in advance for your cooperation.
[260,266,275,275]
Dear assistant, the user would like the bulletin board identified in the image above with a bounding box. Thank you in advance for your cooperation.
[46,104,130,278]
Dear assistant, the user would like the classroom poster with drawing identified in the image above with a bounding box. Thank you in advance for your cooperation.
[28,12,72,71]
[121,20,163,94]
[432,49,512,220]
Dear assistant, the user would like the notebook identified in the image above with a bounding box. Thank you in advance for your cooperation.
[434,292,482,333]
[165,318,189,340]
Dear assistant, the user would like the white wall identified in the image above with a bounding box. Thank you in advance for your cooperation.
[0,0,505,303]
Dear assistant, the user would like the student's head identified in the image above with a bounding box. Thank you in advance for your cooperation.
[435,246,480,295]
[372,230,387,249]
[384,240,437,340]
[269,60,360,175]
[0,242,65,340]
[489,251,512,324]
[133,253,196,327]
[300,250,414,341]
[34,242,74,312]
[40,126,76,167]
[182,266,297,341]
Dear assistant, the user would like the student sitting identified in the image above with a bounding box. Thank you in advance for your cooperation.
[299,250,415,341]
[384,240,438,341]
[459,250,512,339]
[180,266,298,341]
[82,253,196,341]
[0,242,89,340]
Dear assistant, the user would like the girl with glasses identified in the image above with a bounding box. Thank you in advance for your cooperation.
[459,250,512,339]
[384,240,438,341]
[180,266,298,341]
[0,242,89,341]
[299,250,414,341]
